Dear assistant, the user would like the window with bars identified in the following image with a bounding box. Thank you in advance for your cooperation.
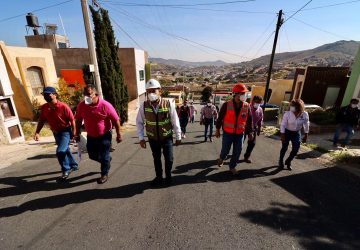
[26,67,45,96]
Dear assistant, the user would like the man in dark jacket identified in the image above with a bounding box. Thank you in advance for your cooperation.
[333,98,360,147]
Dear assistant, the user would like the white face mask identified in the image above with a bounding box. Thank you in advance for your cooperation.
[84,96,93,105]
[207,103,212,107]
[253,103,260,109]
[148,93,159,102]
[240,95,246,102]
[351,104,358,108]
[290,106,296,112]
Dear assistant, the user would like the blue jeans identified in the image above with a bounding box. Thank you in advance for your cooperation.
[333,124,355,146]
[180,117,188,134]
[204,118,214,139]
[87,131,112,176]
[220,131,244,169]
[279,129,301,164]
[148,137,174,178]
[53,127,78,174]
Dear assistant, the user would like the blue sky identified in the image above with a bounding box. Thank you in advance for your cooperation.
[0,0,359,62]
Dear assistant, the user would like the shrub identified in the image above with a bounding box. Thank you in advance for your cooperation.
[308,109,337,125]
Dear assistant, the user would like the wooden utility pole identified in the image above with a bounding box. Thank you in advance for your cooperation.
[263,9,283,110]
[81,0,103,98]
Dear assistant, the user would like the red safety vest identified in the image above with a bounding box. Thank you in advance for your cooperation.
[223,101,249,134]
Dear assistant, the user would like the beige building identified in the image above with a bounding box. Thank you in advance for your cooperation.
[0,41,58,120]
[251,79,293,105]
[26,33,148,103]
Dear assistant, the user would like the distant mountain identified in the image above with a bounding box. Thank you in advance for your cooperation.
[240,40,360,68]
[149,58,228,67]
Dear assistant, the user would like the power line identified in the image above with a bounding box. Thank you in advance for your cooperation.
[283,25,293,52]
[160,6,274,14]
[109,16,145,50]
[241,16,277,58]
[289,0,360,12]
[283,0,312,23]
[251,31,275,59]
[101,0,255,7]
[104,3,251,60]
[292,17,351,40]
[0,0,74,23]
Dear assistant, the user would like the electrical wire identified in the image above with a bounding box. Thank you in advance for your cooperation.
[101,0,255,7]
[288,0,360,12]
[283,0,313,24]
[292,17,351,40]
[104,3,251,60]
[241,16,277,58]
[251,31,275,59]
[0,0,74,23]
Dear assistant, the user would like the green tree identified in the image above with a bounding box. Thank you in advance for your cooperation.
[201,86,213,103]
[90,6,128,124]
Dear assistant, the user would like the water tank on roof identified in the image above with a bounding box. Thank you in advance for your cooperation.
[26,13,39,27]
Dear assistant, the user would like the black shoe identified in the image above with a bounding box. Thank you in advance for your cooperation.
[204,138,207,142]
[97,175,108,184]
[278,161,285,169]
[209,137,213,142]
[165,176,173,186]
[151,177,163,186]
[285,160,292,170]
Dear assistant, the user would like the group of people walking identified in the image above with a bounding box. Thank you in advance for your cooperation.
[35,79,359,186]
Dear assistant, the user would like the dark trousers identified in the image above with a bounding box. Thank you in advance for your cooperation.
[148,138,174,178]
[279,129,301,164]
[87,131,112,176]
[204,118,214,139]
[180,117,188,134]
[244,130,257,159]
[220,132,244,169]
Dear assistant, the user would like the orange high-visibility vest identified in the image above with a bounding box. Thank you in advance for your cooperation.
[223,101,249,134]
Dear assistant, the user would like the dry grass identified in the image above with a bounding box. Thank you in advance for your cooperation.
[21,122,53,141]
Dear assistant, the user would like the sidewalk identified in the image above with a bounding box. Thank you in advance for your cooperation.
[263,121,360,179]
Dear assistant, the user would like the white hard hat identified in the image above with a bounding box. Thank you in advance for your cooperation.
[146,79,161,90]
[145,79,161,89]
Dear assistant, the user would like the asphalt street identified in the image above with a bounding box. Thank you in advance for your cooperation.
[0,119,360,250]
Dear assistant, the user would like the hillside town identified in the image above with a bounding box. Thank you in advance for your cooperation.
[0,1,360,249]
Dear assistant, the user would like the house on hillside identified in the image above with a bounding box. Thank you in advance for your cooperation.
[26,27,149,103]
[0,41,58,120]
[291,66,350,108]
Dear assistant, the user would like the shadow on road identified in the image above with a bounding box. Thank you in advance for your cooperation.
[0,171,99,198]
[239,167,360,250]
[27,154,58,160]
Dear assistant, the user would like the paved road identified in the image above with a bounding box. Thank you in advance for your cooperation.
[1,121,360,250]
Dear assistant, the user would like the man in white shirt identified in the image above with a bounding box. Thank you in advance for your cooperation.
[279,99,310,170]
[136,79,181,186]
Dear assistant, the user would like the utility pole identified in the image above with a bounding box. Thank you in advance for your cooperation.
[81,0,103,98]
[263,9,283,110]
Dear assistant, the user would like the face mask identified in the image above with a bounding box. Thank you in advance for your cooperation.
[290,106,296,112]
[207,103,212,107]
[84,96,93,105]
[44,95,52,103]
[253,103,260,109]
[351,104,358,108]
[148,93,159,102]
[240,95,246,102]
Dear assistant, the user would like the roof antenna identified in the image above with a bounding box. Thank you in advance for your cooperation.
[58,13,70,47]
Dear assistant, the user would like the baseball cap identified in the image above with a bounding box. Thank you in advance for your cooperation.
[42,86,57,94]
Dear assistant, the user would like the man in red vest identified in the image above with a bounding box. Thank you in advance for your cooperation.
[215,83,254,175]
